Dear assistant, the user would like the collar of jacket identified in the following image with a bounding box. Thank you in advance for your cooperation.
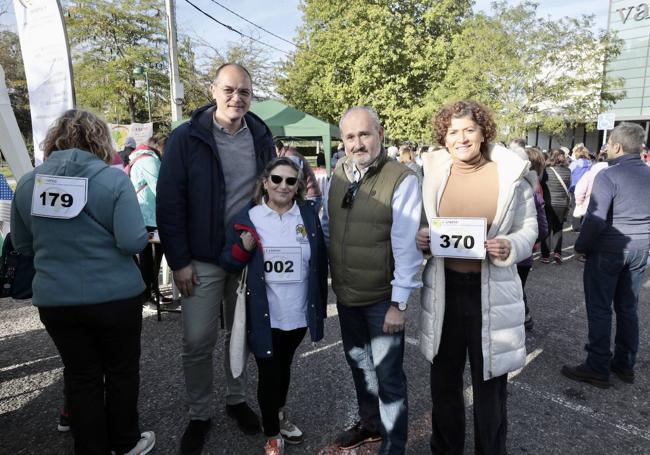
[421,143,530,237]
[609,153,642,166]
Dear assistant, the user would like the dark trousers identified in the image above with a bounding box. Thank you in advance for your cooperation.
[338,301,408,455]
[139,227,163,296]
[541,205,568,257]
[584,249,649,375]
[430,270,508,455]
[38,297,143,455]
[254,327,307,437]
[517,265,531,316]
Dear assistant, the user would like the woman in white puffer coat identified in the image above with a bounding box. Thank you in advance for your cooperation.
[415,100,537,455]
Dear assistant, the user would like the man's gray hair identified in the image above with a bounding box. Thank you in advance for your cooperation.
[339,106,382,132]
[610,122,646,154]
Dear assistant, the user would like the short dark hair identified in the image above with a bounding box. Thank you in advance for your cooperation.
[609,122,646,154]
[213,62,252,85]
[510,138,526,149]
[274,139,284,150]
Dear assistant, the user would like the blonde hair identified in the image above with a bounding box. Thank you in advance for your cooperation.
[41,109,115,163]
[253,157,306,205]
[398,145,414,163]
[572,143,590,160]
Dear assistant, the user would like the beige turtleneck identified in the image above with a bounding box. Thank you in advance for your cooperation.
[438,153,499,273]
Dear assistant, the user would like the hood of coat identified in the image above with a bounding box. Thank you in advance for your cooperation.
[421,143,530,235]
[37,148,109,179]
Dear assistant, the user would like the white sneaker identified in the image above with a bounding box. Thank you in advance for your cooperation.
[124,431,156,455]
[278,409,303,445]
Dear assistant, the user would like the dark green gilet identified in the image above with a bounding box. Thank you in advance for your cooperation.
[328,156,413,307]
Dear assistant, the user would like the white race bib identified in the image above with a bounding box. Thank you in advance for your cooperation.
[263,246,302,283]
[430,217,487,259]
[31,174,88,219]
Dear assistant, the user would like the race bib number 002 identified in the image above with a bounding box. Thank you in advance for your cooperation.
[31,174,88,219]
[430,217,487,259]
[264,246,302,283]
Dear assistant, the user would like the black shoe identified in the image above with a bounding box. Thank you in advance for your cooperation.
[610,363,635,384]
[334,421,382,450]
[180,419,211,455]
[226,403,261,435]
[561,363,611,389]
[57,411,70,432]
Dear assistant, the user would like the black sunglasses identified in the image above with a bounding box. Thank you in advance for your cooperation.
[269,174,298,186]
[341,181,362,208]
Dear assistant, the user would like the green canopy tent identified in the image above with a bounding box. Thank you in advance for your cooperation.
[250,99,340,175]
[171,100,340,174]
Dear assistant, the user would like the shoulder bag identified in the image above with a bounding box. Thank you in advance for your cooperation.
[229,267,249,378]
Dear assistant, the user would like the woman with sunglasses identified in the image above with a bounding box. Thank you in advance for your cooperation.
[220,157,328,455]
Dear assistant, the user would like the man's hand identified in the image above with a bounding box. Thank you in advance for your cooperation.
[383,305,406,334]
[416,227,430,251]
[485,238,512,261]
[173,264,200,297]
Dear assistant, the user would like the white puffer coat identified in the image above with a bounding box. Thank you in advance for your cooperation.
[418,144,538,380]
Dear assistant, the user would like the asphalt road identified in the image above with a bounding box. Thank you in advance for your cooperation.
[1,230,649,454]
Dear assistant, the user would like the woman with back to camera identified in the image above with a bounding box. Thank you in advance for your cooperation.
[11,109,154,455]
[415,100,537,454]
[398,145,423,184]
[540,148,571,263]
[220,156,328,455]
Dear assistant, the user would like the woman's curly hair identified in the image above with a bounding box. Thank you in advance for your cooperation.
[432,100,497,158]
[41,109,115,163]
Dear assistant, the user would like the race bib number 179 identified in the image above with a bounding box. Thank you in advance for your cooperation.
[31,174,88,219]
[430,217,487,259]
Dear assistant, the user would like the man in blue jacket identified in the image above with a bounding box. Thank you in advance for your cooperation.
[562,122,650,389]
[157,63,275,454]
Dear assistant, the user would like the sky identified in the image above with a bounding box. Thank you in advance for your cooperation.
[0,0,612,62]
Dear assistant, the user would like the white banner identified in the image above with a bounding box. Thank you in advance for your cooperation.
[13,0,75,165]
[109,123,154,150]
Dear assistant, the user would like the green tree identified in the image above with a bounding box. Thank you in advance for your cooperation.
[429,1,623,141]
[277,0,472,141]
[0,30,32,146]
[66,0,168,124]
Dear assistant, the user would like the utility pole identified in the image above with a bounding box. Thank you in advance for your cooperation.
[166,0,184,122]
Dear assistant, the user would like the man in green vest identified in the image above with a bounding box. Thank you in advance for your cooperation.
[323,106,423,454]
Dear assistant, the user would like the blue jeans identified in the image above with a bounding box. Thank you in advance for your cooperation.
[584,249,649,375]
[337,301,408,455]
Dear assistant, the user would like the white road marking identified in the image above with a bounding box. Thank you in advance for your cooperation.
[300,340,342,358]
[508,348,544,380]
[0,355,60,373]
[463,348,544,408]
[512,380,650,441]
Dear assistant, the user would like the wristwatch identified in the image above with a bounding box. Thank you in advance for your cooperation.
[391,301,407,311]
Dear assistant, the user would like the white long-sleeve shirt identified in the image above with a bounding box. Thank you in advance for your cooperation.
[321,167,423,304]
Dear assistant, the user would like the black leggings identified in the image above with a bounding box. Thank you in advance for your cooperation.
[541,205,568,256]
[254,327,307,437]
[139,227,163,296]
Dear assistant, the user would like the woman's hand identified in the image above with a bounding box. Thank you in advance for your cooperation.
[240,231,257,252]
[485,238,512,261]
[416,227,430,251]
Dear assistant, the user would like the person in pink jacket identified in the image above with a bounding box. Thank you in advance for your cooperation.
[573,152,608,262]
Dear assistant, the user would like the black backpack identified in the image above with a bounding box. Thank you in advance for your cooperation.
[0,233,35,299]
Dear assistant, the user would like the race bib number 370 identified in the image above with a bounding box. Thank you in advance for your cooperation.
[31,174,88,219]
[264,246,302,283]
[430,217,487,259]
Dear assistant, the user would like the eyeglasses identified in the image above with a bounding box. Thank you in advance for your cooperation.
[341,181,362,208]
[269,174,298,186]
[219,86,252,99]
